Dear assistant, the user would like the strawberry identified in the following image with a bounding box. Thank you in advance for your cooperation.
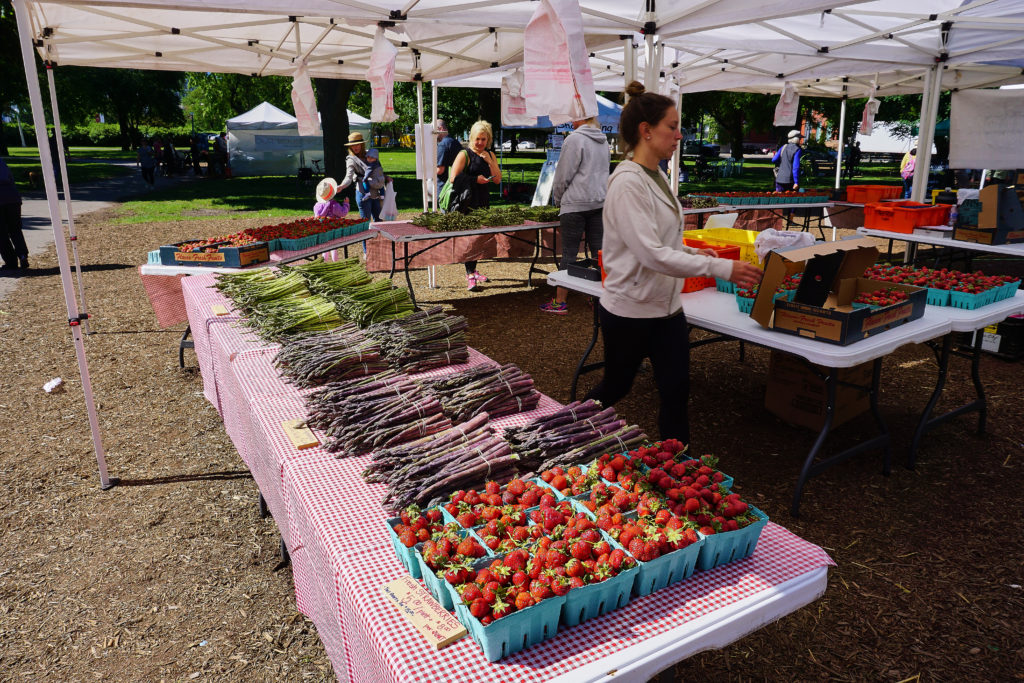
[570,540,591,561]
[460,584,483,603]
[515,592,536,610]
[530,579,554,602]
[397,528,417,548]
[490,595,513,619]
[470,598,491,619]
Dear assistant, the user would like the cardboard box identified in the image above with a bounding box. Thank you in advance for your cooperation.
[159,240,270,268]
[958,184,1024,245]
[764,351,872,431]
[751,236,927,345]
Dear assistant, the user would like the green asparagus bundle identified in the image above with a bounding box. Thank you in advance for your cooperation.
[245,293,343,340]
[328,279,415,327]
[366,306,469,372]
[273,323,387,387]
[287,256,373,295]
[214,270,311,314]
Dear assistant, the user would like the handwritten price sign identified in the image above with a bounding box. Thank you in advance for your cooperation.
[381,575,467,649]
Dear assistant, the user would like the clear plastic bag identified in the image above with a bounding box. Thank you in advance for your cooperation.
[380,180,398,221]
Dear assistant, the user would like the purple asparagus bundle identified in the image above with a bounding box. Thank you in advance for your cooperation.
[366,306,469,373]
[364,412,493,486]
[381,426,516,511]
[306,372,451,456]
[273,323,387,387]
[417,363,540,423]
[503,400,648,473]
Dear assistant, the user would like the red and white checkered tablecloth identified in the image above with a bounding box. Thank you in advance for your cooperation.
[284,444,833,683]
[196,311,834,682]
[139,268,191,328]
[181,274,248,407]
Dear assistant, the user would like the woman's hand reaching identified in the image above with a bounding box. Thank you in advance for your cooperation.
[476,175,490,184]
[729,260,763,290]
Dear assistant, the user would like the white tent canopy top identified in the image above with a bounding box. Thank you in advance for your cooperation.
[225,101,370,130]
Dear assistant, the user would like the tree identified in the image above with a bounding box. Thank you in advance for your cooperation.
[52,67,184,148]
[315,78,360,181]
[181,72,293,131]
[681,91,776,160]
[1,0,31,154]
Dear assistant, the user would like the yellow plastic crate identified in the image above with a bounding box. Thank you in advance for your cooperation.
[683,227,761,265]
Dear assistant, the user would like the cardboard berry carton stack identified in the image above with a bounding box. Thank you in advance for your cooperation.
[386,504,447,578]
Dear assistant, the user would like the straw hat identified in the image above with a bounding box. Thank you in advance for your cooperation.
[316,177,338,201]
[345,132,367,147]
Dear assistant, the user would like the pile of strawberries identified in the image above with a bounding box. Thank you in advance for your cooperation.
[864,264,1017,294]
[449,515,638,625]
[420,523,489,585]
[413,441,764,626]
[853,287,910,307]
[391,504,446,548]
[173,216,367,253]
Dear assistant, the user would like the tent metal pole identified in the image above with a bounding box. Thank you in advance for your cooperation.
[431,81,439,213]
[416,79,427,213]
[624,38,635,98]
[13,0,113,489]
[671,87,682,190]
[46,63,92,335]
[912,65,942,203]
[644,33,657,89]
[834,97,847,191]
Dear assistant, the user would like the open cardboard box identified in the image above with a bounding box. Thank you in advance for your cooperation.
[751,236,926,345]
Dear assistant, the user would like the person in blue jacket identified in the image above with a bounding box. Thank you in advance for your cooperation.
[0,158,29,270]
[772,130,803,192]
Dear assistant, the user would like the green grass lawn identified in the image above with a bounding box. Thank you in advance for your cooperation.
[4,146,135,189]
[7,145,905,226]
[114,148,551,224]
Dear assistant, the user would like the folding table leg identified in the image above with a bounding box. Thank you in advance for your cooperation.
[570,298,603,401]
[258,492,269,519]
[403,243,417,307]
[908,332,987,469]
[791,359,889,517]
[178,325,194,369]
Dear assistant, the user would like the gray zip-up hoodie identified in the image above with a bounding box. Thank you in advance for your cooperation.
[550,125,609,214]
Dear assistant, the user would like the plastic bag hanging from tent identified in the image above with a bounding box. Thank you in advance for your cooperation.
[860,97,881,135]
[502,70,537,127]
[773,82,800,127]
[367,27,398,123]
[291,62,321,136]
[523,0,597,126]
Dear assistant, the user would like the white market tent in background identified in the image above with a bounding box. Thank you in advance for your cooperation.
[12,0,1024,487]
[225,102,370,176]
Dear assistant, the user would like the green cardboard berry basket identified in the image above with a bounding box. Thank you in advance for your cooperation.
[926,287,951,306]
[560,533,638,627]
[446,579,566,662]
[412,528,495,610]
[694,504,769,572]
[385,516,422,579]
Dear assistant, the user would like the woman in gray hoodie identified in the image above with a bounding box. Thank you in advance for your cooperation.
[587,81,761,442]
[542,117,610,314]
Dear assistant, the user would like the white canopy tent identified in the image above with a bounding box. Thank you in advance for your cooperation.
[15,0,1024,487]
[225,102,370,176]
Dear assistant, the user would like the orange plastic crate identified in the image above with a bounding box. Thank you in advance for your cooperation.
[846,185,903,204]
[864,201,951,234]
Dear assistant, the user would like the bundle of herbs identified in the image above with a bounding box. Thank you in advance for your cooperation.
[366,306,469,372]
[305,371,451,456]
[503,399,647,473]
[418,363,540,423]
[273,323,386,387]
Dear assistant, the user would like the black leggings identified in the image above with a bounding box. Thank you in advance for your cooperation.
[585,303,691,444]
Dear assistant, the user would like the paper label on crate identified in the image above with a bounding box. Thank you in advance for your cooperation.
[982,332,1002,353]
[381,576,466,650]
[175,251,227,263]
[862,302,912,332]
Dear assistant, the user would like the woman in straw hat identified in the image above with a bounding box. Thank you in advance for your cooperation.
[338,132,389,221]
[313,177,350,218]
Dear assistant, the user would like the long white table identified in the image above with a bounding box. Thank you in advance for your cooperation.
[179,272,835,682]
[858,227,1024,257]
[548,270,1024,515]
